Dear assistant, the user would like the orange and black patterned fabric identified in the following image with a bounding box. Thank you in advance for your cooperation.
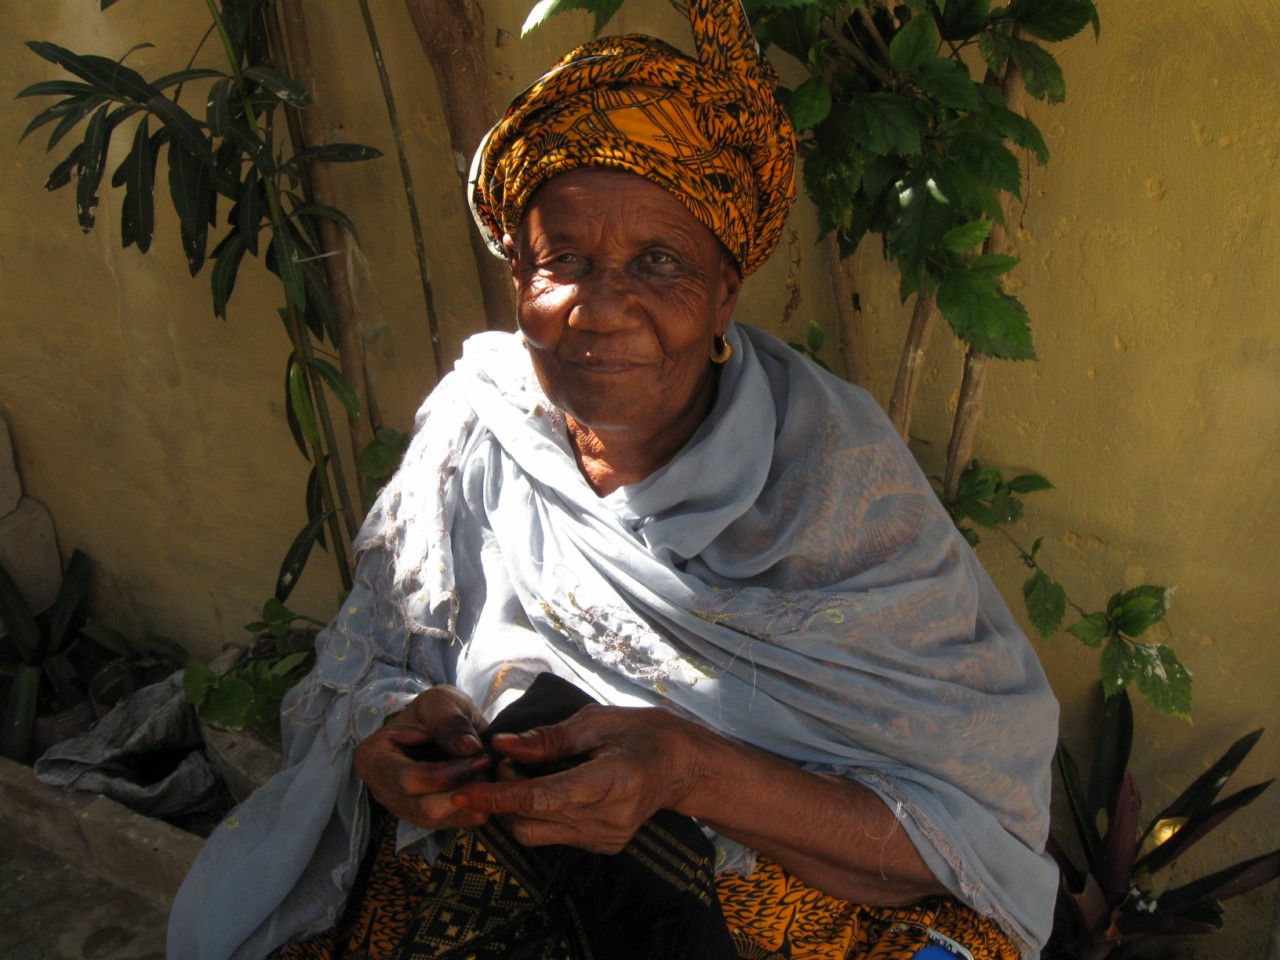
[468,0,796,277]
[270,808,1018,960]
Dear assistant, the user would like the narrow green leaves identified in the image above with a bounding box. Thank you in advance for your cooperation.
[76,104,110,230]
[25,41,161,102]
[243,65,313,108]
[121,116,156,252]
[289,143,383,165]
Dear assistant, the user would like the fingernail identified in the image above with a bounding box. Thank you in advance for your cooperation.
[490,732,520,745]
[451,793,472,809]
[456,734,481,753]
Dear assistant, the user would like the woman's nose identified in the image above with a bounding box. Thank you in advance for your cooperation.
[568,267,640,330]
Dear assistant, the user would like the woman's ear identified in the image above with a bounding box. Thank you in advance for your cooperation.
[716,253,743,330]
[502,233,520,289]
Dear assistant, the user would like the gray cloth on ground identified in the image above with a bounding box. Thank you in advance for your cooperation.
[34,672,227,823]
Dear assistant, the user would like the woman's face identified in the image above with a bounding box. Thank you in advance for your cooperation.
[504,169,741,448]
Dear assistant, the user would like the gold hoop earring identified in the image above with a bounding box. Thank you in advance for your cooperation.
[711,333,732,365]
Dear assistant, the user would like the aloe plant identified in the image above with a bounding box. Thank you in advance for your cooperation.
[1049,688,1280,959]
[0,551,92,761]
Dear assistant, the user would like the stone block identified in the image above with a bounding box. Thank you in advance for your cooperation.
[0,415,18,517]
[0,756,202,907]
[0,497,61,615]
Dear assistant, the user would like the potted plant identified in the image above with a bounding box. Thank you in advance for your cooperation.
[0,550,95,761]
[1048,688,1280,959]
[80,620,188,718]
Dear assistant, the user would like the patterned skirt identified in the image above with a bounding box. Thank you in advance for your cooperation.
[270,805,1018,960]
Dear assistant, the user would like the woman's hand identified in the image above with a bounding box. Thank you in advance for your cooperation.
[354,685,493,831]
[450,705,704,854]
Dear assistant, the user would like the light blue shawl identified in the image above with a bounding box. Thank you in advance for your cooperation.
[169,324,1059,958]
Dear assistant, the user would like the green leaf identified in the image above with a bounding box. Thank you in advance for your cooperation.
[283,356,309,460]
[848,93,922,156]
[44,145,84,192]
[788,75,832,131]
[1145,729,1264,834]
[24,41,161,103]
[146,94,209,162]
[122,116,156,253]
[1088,685,1133,818]
[1067,611,1109,648]
[206,77,233,137]
[888,174,954,286]
[1010,37,1066,103]
[273,226,306,310]
[805,319,825,354]
[276,511,331,603]
[20,95,100,145]
[950,131,1022,198]
[1023,570,1066,638]
[76,103,110,231]
[1007,473,1052,494]
[152,67,226,91]
[1128,642,1192,718]
[287,361,319,449]
[167,140,211,276]
[80,620,135,658]
[16,79,98,100]
[915,58,982,111]
[0,562,39,662]
[47,550,91,655]
[522,0,625,37]
[936,266,1035,360]
[1,665,42,762]
[1013,0,1098,42]
[305,357,362,419]
[238,168,263,256]
[181,660,216,706]
[42,653,81,709]
[934,0,991,41]
[889,13,937,75]
[289,143,383,165]
[940,219,992,253]
[1109,584,1171,637]
[978,27,1013,73]
[969,253,1020,276]
[289,204,358,240]
[210,230,246,319]
[243,65,312,108]
[1101,636,1137,698]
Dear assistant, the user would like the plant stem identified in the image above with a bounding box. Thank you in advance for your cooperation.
[273,0,376,470]
[355,0,446,382]
[996,526,1090,620]
[887,293,936,439]
[943,348,989,500]
[207,0,358,586]
[401,0,514,334]
[857,4,894,68]
[823,233,866,388]
[821,20,894,88]
[942,31,1026,500]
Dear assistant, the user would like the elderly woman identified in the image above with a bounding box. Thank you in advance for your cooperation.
[169,0,1058,957]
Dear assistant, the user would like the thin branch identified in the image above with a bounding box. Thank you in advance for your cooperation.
[820,21,894,88]
[274,0,376,476]
[887,293,937,439]
[996,526,1091,620]
[857,4,894,68]
[355,0,447,382]
[823,233,866,388]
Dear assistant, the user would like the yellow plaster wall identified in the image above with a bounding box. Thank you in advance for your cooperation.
[1,0,1277,953]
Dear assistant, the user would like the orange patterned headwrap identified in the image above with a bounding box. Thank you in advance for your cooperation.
[468,0,796,278]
